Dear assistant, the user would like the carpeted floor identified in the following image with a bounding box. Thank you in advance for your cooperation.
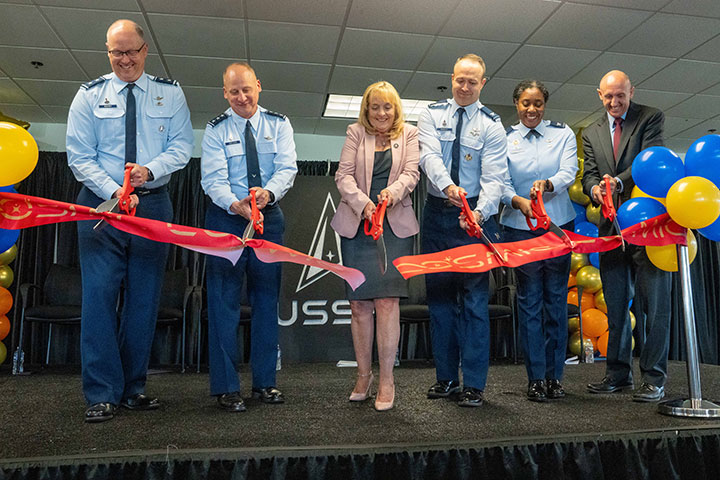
[1,360,720,462]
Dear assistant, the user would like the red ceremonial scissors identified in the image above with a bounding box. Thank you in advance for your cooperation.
[460,192,504,264]
[364,198,388,275]
[242,189,264,241]
[601,175,625,250]
[93,164,136,230]
[526,190,574,248]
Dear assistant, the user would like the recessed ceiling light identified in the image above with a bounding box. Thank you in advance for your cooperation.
[323,94,434,122]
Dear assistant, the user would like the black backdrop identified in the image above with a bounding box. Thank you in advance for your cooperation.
[4,152,720,368]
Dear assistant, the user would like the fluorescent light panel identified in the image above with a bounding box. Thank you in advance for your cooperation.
[323,94,434,122]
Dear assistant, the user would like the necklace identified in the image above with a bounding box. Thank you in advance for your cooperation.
[378,135,388,148]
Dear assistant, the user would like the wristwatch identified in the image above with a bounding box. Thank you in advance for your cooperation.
[146,167,155,182]
[268,191,276,204]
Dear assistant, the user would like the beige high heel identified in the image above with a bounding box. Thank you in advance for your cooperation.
[349,371,374,402]
[374,384,395,411]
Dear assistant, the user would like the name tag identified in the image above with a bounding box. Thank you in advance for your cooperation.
[225,140,242,146]
[98,104,117,108]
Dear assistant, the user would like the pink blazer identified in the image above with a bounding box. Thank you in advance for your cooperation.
[331,122,420,239]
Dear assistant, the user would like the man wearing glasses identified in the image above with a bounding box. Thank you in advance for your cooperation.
[66,19,193,423]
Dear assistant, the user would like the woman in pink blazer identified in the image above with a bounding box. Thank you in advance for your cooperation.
[330,81,420,411]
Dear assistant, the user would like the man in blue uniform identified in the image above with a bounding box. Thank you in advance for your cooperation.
[201,62,297,412]
[66,19,193,422]
[417,54,508,407]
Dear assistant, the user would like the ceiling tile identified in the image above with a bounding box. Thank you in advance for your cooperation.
[662,0,720,18]
[142,0,243,17]
[0,5,64,48]
[478,77,563,106]
[259,91,325,117]
[337,29,433,70]
[0,104,52,122]
[684,34,720,63]
[189,111,219,129]
[248,21,340,64]
[246,0,349,26]
[287,116,318,135]
[0,46,87,81]
[664,137,695,154]
[418,37,519,75]
[639,60,720,94]
[252,61,331,94]
[575,111,605,129]
[631,89,692,111]
[569,52,674,86]
[0,78,36,104]
[329,66,413,96]
[668,117,720,141]
[41,7,152,50]
[699,82,720,96]
[148,14,244,58]
[401,72,450,101]
[496,45,599,83]
[528,3,651,51]
[2,0,32,3]
[72,51,167,80]
[543,108,598,128]
[441,0,558,42]
[182,86,229,116]
[665,95,720,120]
[15,79,80,106]
[314,118,354,136]
[164,56,238,88]
[35,0,139,10]
[43,105,70,122]
[569,0,668,8]
[609,13,720,57]
[664,116,705,137]
[347,0,460,35]
[544,84,603,111]
[483,104,517,128]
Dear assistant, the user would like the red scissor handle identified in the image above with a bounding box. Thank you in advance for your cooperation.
[601,177,617,222]
[118,164,136,216]
[250,189,264,235]
[364,198,388,241]
[526,190,551,231]
[460,192,482,238]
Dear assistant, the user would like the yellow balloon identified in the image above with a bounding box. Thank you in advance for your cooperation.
[569,180,590,206]
[0,122,39,185]
[576,157,584,180]
[576,265,602,294]
[631,185,665,206]
[586,203,602,225]
[570,253,588,274]
[0,265,13,288]
[568,316,580,332]
[646,230,698,272]
[594,290,607,313]
[666,176,720,229]
[568,331,594,356]
[0,340,6,364]
[630,311,636,331]
[0,244,17,265]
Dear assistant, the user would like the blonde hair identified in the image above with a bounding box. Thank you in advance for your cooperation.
[358,81,404,139]
[454,54,486,76]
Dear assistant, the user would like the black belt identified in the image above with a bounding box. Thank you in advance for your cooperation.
[134,185,168,196]
[426,194,478,208]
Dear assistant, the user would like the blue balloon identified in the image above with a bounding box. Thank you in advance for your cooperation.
[589,252,600,268]
[0,185,16,192]
[0,228,18,252]
[685,134,720,188]
[699,215,720,242]
[572,202,587,222]
[574,221,598,238]
[616,197,666,230]
[631,146,684,198]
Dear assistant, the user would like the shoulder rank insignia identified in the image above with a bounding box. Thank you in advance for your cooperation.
[264,110,287,120]
[505,125,515,135]
[548,121,566,128]
[480,106,500,122]
[208,113,229,127]
[81,76,106,90]
[428,100,450,109]
[151,76,179,86]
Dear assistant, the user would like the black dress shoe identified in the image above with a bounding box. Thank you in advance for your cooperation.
[85,402,116,423]
[587,376,633,393]
[546,379,566,399]
[527,380,547,402]
[252,386,285,404]
[458,387,484,407]
[427,380,461,399]
[121,393,160,410]
[217,392,247,412]
[632,382,665,402]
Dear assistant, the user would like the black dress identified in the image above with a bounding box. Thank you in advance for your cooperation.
[341,148,413,300]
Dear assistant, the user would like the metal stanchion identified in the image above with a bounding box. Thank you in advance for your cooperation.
[658,244,720,418]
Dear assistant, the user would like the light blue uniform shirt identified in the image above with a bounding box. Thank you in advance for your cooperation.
[66,72,194,199]
[500,120,578,230]
[417,98,508,221]
[200,106,298,213]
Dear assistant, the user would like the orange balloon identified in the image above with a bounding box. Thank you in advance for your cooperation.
[597,330,609,357]
[567,272,577,288]
[0,287,12,315]
[0,315,9,341]
[567,288,578,306]
[582,308,608,337]
[580,291,595,311]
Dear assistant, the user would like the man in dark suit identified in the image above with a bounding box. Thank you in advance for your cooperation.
[581,70,671,402]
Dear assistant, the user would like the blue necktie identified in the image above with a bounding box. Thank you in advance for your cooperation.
[244,121,261,188]
[451,107,465,186]
[125,83,136,164]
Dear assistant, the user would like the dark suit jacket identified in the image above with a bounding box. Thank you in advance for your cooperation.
[581,101,664,235]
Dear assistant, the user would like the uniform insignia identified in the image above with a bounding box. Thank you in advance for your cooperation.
[104,98,110,104]
[480,106,500,122]
[208,112,229,127]
[548,121,566,128]
[264,110,287,120]
[394,143,399,149]
[81,76,106,90]
[464,154,472,161]
[441,120,447,127]
[264,135,273,140]
[505,126,514,135]
[157,102,163,106]
[159,125,165,132]
[151,76,179,86]
[470,128,481,137]
[155,96,163,101]
[513,139,519,145]
[428,100,450,109]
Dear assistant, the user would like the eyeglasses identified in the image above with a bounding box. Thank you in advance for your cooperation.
[108,43,146,59]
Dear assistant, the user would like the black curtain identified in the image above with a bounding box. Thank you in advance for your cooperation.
[6,153,720,368]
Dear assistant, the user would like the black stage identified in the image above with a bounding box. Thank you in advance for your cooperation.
[2,360,720,479]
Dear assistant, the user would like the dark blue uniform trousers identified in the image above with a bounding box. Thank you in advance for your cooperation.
[421,196,499,391]
[205,202,284,396]
[76,186,171,406]
[503,223,572,382]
